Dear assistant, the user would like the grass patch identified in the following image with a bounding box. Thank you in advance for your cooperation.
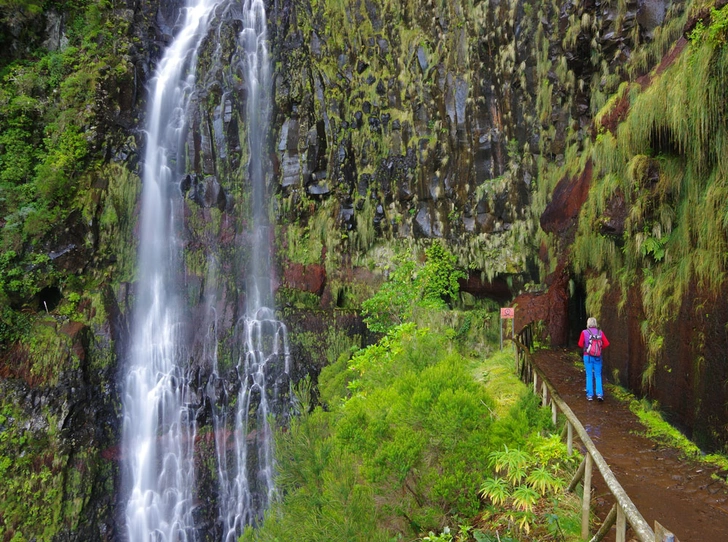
[478,348,527,419]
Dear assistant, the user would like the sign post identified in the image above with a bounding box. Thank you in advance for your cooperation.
[500,307,514,351]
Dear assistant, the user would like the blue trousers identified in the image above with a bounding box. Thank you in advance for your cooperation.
[583,355,603,398]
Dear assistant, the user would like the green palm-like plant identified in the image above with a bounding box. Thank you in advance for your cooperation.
[526,465,564,495]
[514,510,537,534]
[479,477,510,506]
[511,485,539,512]
[487,445,531,478]
[504,464,527,485]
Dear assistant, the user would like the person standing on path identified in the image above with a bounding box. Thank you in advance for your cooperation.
[578,317,610,401]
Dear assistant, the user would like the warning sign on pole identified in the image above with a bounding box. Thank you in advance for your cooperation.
[499,307,514,350]
[500,307,515,319]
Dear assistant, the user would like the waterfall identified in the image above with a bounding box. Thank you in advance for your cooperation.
[212,2,293,539]
[123,0,290,539]
[122,1,222,540]
[242,0,273,313]
[213,311,291,541]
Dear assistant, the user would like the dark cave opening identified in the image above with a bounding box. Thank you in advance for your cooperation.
[37,286,62,312]
[567,278,587,346]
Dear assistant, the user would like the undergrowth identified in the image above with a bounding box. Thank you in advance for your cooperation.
[243,313,583,541]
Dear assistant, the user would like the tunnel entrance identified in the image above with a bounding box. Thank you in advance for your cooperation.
[567,278,587,346]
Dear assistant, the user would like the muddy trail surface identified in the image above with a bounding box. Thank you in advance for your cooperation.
[532,349,728,542]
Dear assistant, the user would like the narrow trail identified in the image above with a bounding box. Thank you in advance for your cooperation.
[531,349,728,542]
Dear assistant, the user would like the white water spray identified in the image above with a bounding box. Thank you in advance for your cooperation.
[123,0,290,538]
[122,1,221,540]
[241,0,273,312]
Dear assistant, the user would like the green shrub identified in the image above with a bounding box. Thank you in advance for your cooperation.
[361,243,466,333]
[245,318,574,540]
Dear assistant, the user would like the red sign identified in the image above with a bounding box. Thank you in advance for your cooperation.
[500,307,515,319]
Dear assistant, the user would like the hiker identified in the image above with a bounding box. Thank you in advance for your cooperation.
[578,317,610,401]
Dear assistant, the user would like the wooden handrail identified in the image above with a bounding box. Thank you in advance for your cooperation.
[512,333,676,542]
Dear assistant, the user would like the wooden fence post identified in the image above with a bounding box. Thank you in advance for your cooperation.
[654,522,677,542]
[512,338,672,542]
[581,453,593,540]
[567,421,573,456]
[589,504,616,542]
[616,504,626,542]
[568,456,587,493]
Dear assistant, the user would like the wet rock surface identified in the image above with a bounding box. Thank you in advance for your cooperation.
[0,322,121,542]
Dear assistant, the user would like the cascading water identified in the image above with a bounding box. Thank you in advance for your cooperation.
[212,310,290,541]
[210,2,293,539]
[123,0,290,538]
[121,1,222,540]
[242,0,273,313]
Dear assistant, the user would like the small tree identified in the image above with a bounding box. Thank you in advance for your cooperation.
[360,258,418,333]
[361,243,466,333]
[418,242,467,308]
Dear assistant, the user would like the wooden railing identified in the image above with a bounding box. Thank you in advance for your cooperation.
[513,328,678,542]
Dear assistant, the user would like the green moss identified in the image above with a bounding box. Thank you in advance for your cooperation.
[0,399,102,541]
[608,384,714,460]
[24,319,77,385]
[276,287,321,310]
[90,162,142,285]
[286,320,362,369]
[555,32,728,386]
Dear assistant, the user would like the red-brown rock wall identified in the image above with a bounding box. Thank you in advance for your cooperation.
[598,282,728,450]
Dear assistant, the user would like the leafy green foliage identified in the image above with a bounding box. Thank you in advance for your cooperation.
[244,314,577,541]
[240,407,393,542]
[478,436,576,537]
[689,6,728,46]
[418,242,467,307]
[473,533,518,542]
[361,243,466,333]
[0,0,137,348]
[422,526,453,541]
[360,258,418,332]
[640,231,669,263]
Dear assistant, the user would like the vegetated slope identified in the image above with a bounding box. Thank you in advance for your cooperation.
[242,321,583,542]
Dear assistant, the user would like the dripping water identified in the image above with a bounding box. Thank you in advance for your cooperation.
[209,1,293,540]
[122,0,291,539]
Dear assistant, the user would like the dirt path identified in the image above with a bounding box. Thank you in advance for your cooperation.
[532,349,728,542]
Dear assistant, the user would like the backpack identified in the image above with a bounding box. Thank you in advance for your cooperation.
[585,330,603,357]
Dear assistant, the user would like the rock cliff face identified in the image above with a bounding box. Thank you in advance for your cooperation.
[2,0,728,539]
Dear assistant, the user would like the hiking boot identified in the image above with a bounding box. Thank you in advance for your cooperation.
[597,396,604,402]
[587,396,594,401]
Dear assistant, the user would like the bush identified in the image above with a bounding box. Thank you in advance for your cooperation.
[244,321,568,541]
[361,243,466,333]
